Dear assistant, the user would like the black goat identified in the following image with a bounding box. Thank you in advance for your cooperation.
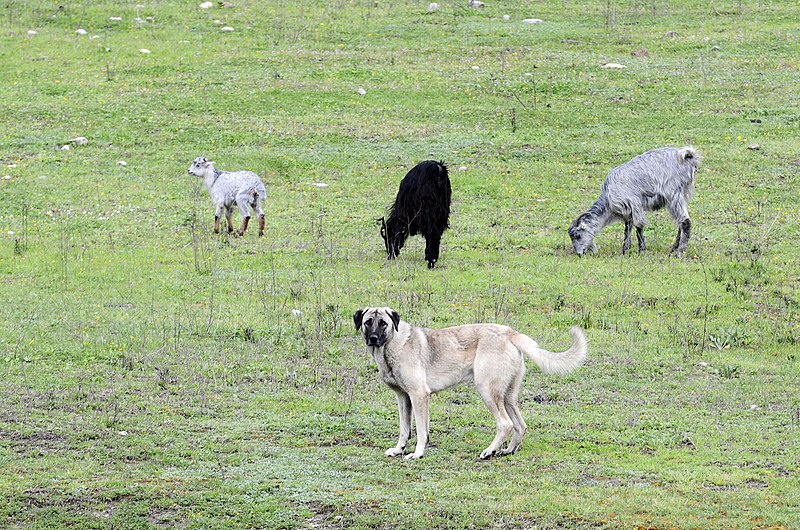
[380,160,451,268]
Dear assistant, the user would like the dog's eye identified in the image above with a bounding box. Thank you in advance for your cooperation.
[378,321,387,328]
[364,318,373,327]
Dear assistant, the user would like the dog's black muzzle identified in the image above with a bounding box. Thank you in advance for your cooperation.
[366,334,385,348]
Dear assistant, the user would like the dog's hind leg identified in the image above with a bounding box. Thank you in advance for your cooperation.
[476,386,514,460]
[386,390,412,457]
[500,375,527,456]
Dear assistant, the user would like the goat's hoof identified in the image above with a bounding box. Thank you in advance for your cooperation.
[427,261,436,269]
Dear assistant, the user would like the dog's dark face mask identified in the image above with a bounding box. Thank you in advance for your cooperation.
[354,308,400,348]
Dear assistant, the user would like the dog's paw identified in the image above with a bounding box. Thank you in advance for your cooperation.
[384,447,404,457]
[479,449,496,460]
[499,446,519,456]
[404,452,424,460]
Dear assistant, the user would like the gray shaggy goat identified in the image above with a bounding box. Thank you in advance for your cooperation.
[568,146,700,257]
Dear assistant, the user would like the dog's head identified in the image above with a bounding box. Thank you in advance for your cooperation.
[354,307,400,348]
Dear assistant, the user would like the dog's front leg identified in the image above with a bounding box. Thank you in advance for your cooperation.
[386,390,412,457]
[405,391,431,460]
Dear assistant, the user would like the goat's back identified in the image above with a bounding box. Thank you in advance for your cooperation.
[602,146,699,200]
[390,160,451,230]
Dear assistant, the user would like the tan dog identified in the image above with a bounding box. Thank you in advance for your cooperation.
[354,307,588,460]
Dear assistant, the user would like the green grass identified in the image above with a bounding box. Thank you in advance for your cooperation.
[1,0,798,528]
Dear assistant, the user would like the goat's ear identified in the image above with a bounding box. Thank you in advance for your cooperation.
[353,309,365,331]
[389,310,400,332]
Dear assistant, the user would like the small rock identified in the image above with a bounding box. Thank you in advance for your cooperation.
[749,404,760,411]
[602,63,626,69]
[357,86,366,95]
[747,144,760,150]
[109,16,122,21]
[139,48,151,54]
[472,65,480,71]
[117,161,127,167]
[220,1,234,7]
[503,15,510,20]
[665,30,678,38]
[311,182,328,188]
[468,0,484,7]
[70,137,89,145]
[427,2,440,11]
[220,26,234,32]
[711,45,721,51]
[27,30,37,35]
[522,18,543,24]
[200,1,213,8]
[61,145,70,151]
[2,176,10,180]
[76,28,88,35]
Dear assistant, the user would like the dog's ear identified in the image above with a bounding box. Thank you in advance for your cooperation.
[389,309,400,332]
[353,309,365,331]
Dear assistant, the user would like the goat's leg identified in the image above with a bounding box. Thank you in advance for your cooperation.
[251,199,266,238]
[225,207,235,234]
[670,227,682,253]
[424,232,442,268]
[237,216,250,237]
[214,205,225,234]
[636,225,646,253]
[621,220,633,255]
[672,219,691,257]
[668,199,691,256]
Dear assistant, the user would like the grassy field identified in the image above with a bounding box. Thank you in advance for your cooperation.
[1,0,798,528]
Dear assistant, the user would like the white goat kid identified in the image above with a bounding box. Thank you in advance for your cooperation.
[188,156,267,237]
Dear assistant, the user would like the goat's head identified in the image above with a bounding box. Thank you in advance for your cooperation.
[379,216,406,259]
[568,215,598,256]
[188,156,213,178]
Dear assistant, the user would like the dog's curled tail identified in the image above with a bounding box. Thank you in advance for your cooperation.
[513,326,587,375]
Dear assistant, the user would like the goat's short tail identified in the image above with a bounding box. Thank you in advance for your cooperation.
[511,326,588,375]
[679,146,701,168]
[255,183,267,204]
